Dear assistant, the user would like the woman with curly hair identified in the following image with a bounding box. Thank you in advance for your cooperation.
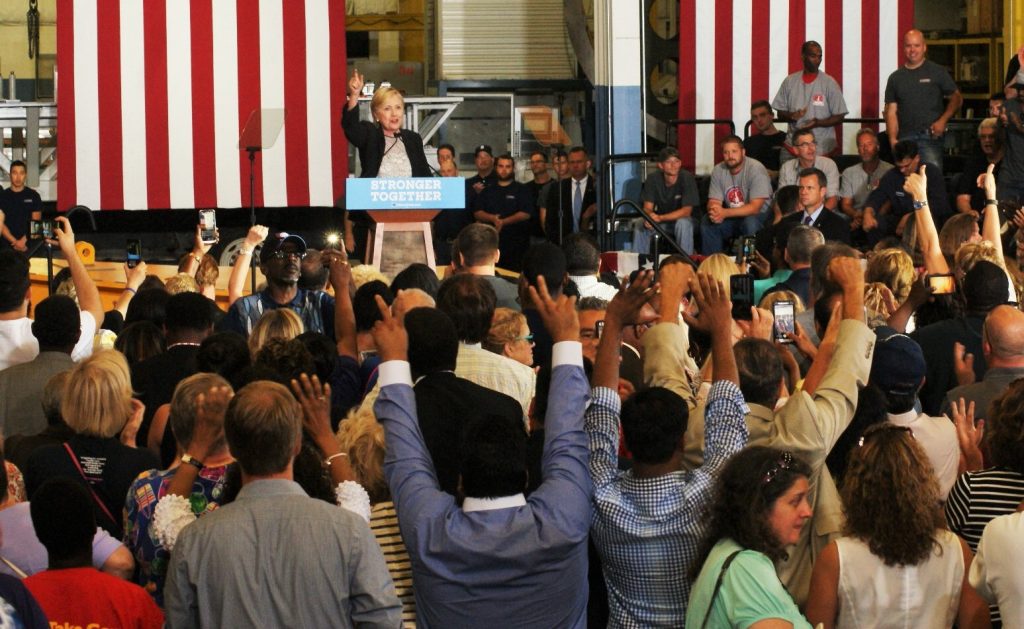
[482,308,534,367]
[806,423,990,628]
[686,446,813,629]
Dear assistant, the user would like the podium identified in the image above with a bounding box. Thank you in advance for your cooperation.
[347,177,465,277]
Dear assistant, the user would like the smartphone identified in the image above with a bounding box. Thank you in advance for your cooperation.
[29,220,54,240]
[730,274,755,321]
[927,273,955,295]
[126,239,142,268]
[772,300,795,344]
[359,349,379,363]
[735,236,757,264]
[199,210,217,244]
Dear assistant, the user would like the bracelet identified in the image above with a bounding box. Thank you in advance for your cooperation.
[124,287,137,295]
[191,254,202,264]
[986,199,998,206]
[324,452,348,468]
[238,247,253,256]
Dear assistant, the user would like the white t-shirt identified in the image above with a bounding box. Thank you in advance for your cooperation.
[0,310,96,371]
[971,511,1024,626]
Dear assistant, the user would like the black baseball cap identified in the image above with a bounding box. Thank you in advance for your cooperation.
[260,232,307,264]
[474,145,493,157]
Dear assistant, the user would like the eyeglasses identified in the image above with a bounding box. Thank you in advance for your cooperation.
[515,334,534,343]
[795,141,817,148]
[762,451,795,484]
[857,425,913,447]
[270,250,307,260]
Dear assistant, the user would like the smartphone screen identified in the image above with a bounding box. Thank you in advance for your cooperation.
[29,221,42,239]
[927,273,955,295]
[773,300,795,343]
[730,274,754,321]
[735,236,757,264]
[199,210,217,244]
[126,239,142,268]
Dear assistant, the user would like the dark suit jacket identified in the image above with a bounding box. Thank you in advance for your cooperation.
[545,176,597,245]
[413,371,524,496]
[341,105,432,178]
[778,208,851,246]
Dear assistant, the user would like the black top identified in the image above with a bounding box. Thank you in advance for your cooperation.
[341,104,432,178]
[0,187,42,243]
[743,132,786,172]
[130,345,201,450]
[864,160,952,222]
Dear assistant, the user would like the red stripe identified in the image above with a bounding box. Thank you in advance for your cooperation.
[678,0,696,170]
[56,0,76,211]
[328,0,347,204]
[824,0,843,149]
[714,1,733,148]
[897,0,914,66]
[750,0,771,106]
[96,0,123,210]
[236,0,264,209]
[143,1,170,209]
[190,0,217,208]
[788,0,806,73]
[282,0,310,207]
[861,0,880,120]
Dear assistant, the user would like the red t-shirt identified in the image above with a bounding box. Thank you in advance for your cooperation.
[25,567,163,629]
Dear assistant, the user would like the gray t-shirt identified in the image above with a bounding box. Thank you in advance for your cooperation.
[1003,98,1024,183]
[839,160,895,210]
[641,170,700,215]
[777,155,841,197]
[708,157,773,210]
[884,60,959,138]
[772,71,848,155]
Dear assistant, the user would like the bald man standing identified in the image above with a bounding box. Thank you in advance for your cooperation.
[884,29,962,169]
[943,305,1024,421]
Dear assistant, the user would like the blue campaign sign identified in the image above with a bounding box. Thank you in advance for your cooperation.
[346,177,465,210]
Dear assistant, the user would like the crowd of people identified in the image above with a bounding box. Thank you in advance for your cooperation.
[2,25,1024,629]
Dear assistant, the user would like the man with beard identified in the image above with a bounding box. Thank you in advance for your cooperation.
[700,135,772,255]
[474,155,534,271]
[220,233,339,339]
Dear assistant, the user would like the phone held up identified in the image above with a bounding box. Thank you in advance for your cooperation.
[730,273,755,321]
[199,209,218,244]
[772,300,795,343]
[126,239,142,269]
[926,273,955,295]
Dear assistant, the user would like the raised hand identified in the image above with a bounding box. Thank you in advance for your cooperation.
[370,294,408,362]
[605,270,658,328]
[290,374,335,451]
[526,276,579,343]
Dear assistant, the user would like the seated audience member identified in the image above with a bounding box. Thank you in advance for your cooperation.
[220,233,338,338]
[483,307,535,367]
[806,423,990,628]
[778,168,849,245]
[390,263,440,299]
[763,225,825,306]
[862,140,952,245]
[165,380,400,627]
[373,276,593,627]
[743,100,786,177]
[0,217,102,371]
[0,295,80,438]
[563,233,618,301]
[517,242,568,367]
[5,372,74,472]
[754,184,800,267]
[632,147,700,255]
[124,374,234,606]
[777,131,841,209]
[0,451,133,580]
[971,511,1024,626]
[406,307,523,495]
[700,135,773,255]
[686,447,814,628]
[839,128,894,229]
[25,479,163,629]
[25,351,160,538]
[247,308,304,356]
[577,297,608,364]
[455,224,520,310]
[437,274,536,419]
[588,268,748,625]
[943,305,1024,421]
[957,118,1004,215]
[132,292,215,452]
[869,328,958,497]
[947,378,1024,626]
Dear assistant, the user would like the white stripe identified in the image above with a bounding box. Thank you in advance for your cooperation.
[693,0,715,174]
[732,0,752,142]
[878,0,899,121]
[841,0,863,154]
[805,0,825,64]
[165,0,195,209]
[305,0,333,206]
[120,0,148,210]
[768,0,790,105]
[259,0,288,207]
[72,1,100,208]
[212,0,241,208]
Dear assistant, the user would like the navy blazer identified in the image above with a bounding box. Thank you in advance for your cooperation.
[341,104,432,178]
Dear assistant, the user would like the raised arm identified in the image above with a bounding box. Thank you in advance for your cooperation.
[905,165,950,274]
[227,225,268,305]
[112,261,149,319]
[326,251,358,359]
[53,216,104,326]
[643,263,698,406]
[977,164,1005,265]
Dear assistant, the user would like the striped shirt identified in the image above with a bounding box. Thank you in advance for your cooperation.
[945,467,1024,626]
[370,502,415,628]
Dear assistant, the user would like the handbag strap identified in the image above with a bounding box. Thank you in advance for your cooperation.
[62,443,118,529]
[700,550,742,629]
[0,555,27,579]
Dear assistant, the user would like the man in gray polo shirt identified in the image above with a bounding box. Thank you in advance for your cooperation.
[839,128,893,230]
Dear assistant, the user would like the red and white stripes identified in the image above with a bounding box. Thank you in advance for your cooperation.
[57,0,348,211]
[677,0,915,173]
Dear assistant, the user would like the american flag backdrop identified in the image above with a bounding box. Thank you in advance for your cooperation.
[677,0,915,173]
[56,0,348,211]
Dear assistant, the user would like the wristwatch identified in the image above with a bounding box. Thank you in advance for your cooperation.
[181,454,204,470]
[912,200,928,210]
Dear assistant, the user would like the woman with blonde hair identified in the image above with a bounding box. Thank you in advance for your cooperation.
[23,351,159,538]
[697,253,740,298]
[483,308,534,366]
[865,247,915,304]
[343,71,431,178]
[247,309,304,356]
[806,423,990,628]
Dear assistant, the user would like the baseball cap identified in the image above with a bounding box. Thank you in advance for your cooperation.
[657,147,681,162]
[474,144,493,157]
[869,326,926,396]
[260,232,307,264]
[962,260,1010,312]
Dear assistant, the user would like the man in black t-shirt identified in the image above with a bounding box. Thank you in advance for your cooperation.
[474,154,534,271]
[0,161,42,253]
[743,101,786,178]
[956,118,1003,214]
[524,151,554,240]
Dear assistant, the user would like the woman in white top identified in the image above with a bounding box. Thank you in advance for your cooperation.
[806,423,991,629]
